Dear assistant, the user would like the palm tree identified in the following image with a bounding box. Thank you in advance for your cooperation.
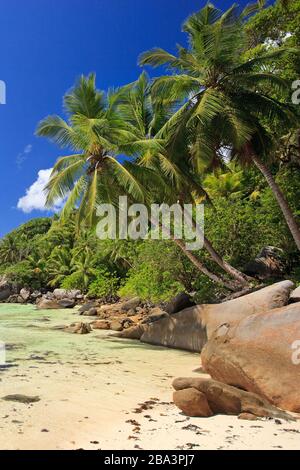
[203,165,243,198]
[36,74,150,229]
[47,246,72,287]
[139,3,300,250]
[0,233,21,264]
[37,73,245,290]
[71,247,97,290]
[119,72,251,288]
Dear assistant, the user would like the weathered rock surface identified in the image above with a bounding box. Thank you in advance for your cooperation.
[91,320,111,330]
[141,307,168,324]
[20,287,31,301]
[173,388,213,417]
[140,305,207,352]
[140,281,294,352]
[201,302,300,413]
[78,301,99,314]
[115,324,145,340]
[164,292,195,314]
[64,322,91,334]
[110,320,123,332]
[58,298,75,309]
[172,377,294,420]
[85,307,98,316]
[203,280,294,339]
[36,298,62,310]
[53,289,81,300]
[244,246,285,280]
[0,276,12,301]
[37,297,75,309]
[119,297,141,312]
[290,286,300,303]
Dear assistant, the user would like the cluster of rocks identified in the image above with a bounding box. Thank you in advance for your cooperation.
[0,276,85,307]
[168,280,300,420]
[75,297,167,333]
[36,289,83,309]
[60,292,194,336]
[5,287,43,304]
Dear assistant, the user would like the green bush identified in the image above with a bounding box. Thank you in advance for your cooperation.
[4,261,44,290]
[87,268,119,299]
[61,272,86,291]
[119,263,184,303]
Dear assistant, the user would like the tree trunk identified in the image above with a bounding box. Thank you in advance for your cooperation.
[182,205,252,286]
[251,153,300,251]
[203,236,252,285]
[150,215,238,291]
[174,239,237,291]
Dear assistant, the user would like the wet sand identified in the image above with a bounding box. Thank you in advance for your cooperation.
[1,304,300,450]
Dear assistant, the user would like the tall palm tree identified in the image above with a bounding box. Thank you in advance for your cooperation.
[71,247,97,290]
[203,165,243,198]
[47,246,72,287]
[119,72,251,288]
[139,3,300,250]
[36,74,151,229]
[37,73,246,290]
[0,233,21,264]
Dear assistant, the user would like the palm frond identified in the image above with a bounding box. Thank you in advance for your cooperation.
[36,115,79,149]
[45,159,85,206]
[139,48,178,68]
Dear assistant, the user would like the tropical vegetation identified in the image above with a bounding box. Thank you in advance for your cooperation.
[1,0,300,303]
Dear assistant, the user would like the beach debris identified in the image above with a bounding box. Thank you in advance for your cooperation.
[2,394,40,404]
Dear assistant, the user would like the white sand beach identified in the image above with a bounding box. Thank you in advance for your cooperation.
[0,304,300,450]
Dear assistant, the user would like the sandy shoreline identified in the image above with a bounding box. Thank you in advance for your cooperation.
[1,305,300,450]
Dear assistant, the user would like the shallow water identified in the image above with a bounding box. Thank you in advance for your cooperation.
[0,303,197,372]
[1,304,300,450]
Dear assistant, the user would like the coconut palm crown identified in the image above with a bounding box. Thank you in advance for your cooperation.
[139,2,300,249]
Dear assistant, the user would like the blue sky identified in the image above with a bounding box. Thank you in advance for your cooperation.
[0,0,256,236]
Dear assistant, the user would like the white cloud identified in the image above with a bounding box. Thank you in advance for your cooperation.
[16,144,33,169]
[24,144,33,154]
[17,168,65,214]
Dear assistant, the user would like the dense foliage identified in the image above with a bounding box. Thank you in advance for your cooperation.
[1,1,300,302]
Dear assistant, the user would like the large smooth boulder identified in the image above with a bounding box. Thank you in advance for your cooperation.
[58,298,75,308]
[115,324,145,340]
[164,292,195,314]
[141,305,207,352]
[78,301,99,314]
[119,297,141,312]
[20,288,31,302]
[37,297,75,309]
[36,298,61,310]
[53,289,81,300]
[204,280,294,339]
[290,286,300,303]
[173,377,293,421]
[201,302,300,413]
[110,320,123,332]
[140,281,294,352]
[173,388,213,417]
[0,276,12,301]
[91,320,111,330]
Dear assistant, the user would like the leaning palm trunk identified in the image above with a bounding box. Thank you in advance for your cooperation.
[174,239,237,291]
[182,208,252,286]
[203,236,252,286]
[151,215,237,291]
[251,153,300,251]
